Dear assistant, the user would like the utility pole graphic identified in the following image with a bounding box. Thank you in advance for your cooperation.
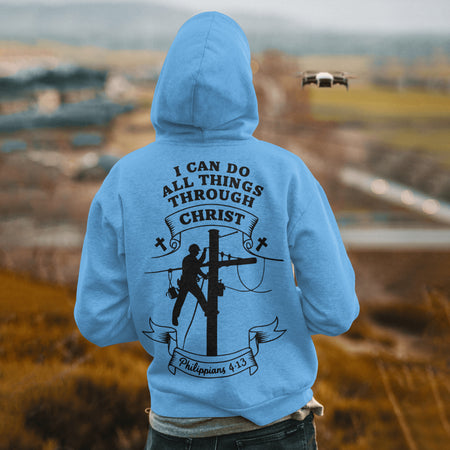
[206,229,256,356]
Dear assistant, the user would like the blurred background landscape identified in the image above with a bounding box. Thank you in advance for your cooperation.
[0,0,449,448]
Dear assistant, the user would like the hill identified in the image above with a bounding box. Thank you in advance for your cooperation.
[0,2,448,59]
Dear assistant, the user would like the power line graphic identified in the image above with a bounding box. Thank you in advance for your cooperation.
[146,228,257,356]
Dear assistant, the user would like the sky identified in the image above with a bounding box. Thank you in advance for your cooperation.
[2,0,450,34]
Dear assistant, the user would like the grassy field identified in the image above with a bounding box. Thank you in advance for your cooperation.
[310,87,450,121]
[308,85,450,166]
[0,271,151,449]
[1,270,449,449]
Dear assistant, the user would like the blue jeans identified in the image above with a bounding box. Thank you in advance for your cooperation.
[145,413,317,449]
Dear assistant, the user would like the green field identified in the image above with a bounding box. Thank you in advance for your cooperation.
[309,85,450,165]
[310,86,450,121]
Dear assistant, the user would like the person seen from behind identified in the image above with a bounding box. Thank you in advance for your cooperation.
[75,11,359,449]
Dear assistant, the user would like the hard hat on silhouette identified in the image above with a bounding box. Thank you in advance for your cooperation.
[189,244,200,255]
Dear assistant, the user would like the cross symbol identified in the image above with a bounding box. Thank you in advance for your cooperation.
[256,237,268,252]
[155,237,167,251]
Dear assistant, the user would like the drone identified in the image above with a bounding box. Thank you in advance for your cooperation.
[298,71,355,90]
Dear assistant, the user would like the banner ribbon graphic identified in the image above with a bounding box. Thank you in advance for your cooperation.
[143,317,285,378]
[163,204,258,253]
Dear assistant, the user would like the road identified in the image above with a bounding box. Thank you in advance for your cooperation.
[339,167,450,225]
[340,227,450,250]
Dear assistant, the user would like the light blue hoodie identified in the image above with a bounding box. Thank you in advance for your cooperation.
[75,11,359,426]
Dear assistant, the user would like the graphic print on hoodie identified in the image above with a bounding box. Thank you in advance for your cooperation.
[143,158,287,378]
[75,12,359,425]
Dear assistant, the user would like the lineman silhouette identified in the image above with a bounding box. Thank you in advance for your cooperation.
[172,244,209,326]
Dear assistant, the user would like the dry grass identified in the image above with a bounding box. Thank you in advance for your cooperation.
[0,271,151,449]
[1,270,449,449]
[313,288,450,449]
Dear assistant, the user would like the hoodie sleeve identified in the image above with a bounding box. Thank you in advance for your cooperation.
[289,180,359,336]
[74,180,138,347]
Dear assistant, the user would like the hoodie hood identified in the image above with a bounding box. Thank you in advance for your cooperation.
[151,12,259,143]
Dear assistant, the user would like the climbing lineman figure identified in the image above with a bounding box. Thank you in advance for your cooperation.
[172,244,209,326]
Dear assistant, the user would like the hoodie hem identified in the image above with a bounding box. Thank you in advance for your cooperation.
[150,387,314,426]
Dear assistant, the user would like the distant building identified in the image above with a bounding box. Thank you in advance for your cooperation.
[0,64,134,149]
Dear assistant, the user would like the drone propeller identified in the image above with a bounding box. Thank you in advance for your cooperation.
[296,70,319,77]
[331,71,357,79]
